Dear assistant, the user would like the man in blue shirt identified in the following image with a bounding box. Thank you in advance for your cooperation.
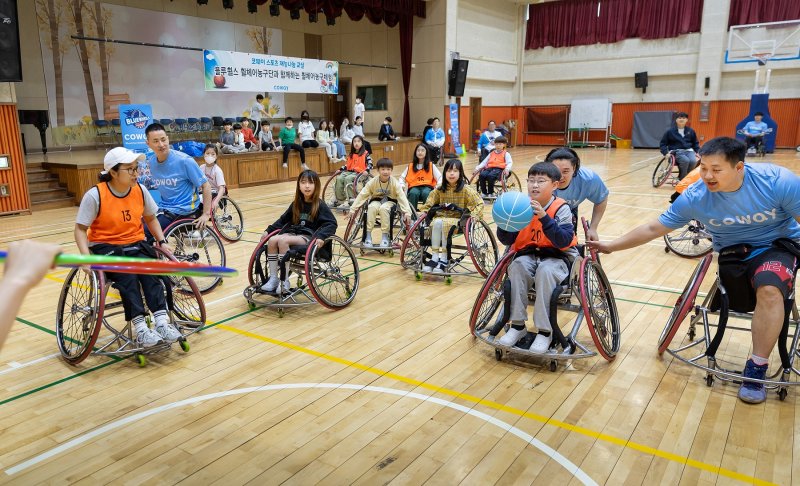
[589,137,800,404]
[742,112,769,155]
[546,148,609,242]
[659,112,700,180]
[140,123,212,237]
[424,117,445,163]
[477,120,502,162]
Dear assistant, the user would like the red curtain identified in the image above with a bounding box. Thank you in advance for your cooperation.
[399,15,413,136]
[728,0,800,27]
[526,0,704,50]
[278,0,424,26]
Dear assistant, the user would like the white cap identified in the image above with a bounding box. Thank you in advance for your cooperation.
[102,147,145,174]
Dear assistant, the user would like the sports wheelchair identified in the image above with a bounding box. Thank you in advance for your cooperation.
[399,204,498,283]
[163,217,226,294]
[652,150,680,188]
[343,201,417,256]
[663,220,713,258]
[321,169,373,213]
[243,231,360,317]
[468,169,522,201]
[211,192,244,242]
[55,247,206,367]
[658,250,800,401]
[737,128,773,157]
[469,219,620,369]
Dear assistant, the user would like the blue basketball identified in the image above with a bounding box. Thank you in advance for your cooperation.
[492,192,533,232]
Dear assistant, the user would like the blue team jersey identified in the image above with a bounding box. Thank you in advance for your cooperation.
[659,163,800,252]
[743,120,768,135]
[555,167,609,211]
[425,128,445,145]
[140,150,207,215]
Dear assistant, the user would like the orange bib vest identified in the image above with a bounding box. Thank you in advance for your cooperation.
[487,150,507,169]
[347,151,368,172]
[511,197,577,252]
[405,163,436,189]
[88,183,145,245]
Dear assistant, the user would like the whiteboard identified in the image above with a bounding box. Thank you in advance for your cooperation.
[569,99,612,129]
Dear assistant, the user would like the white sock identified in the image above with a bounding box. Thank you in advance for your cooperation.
[153,310,169,328]
[429,254,439,263]
[267,253,278,278]
[751,354,769,366]
[132,315,147,332]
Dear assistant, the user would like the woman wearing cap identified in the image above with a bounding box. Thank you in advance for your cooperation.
[73,147,182,348]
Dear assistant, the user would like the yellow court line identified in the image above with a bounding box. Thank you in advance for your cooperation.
[217,323,775,486]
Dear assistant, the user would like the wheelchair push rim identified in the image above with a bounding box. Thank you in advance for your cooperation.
[663,220,713,258]
[469,252,515,336]
[399,215,425,270]
[56,268,106,365]
[305,236,360,309]
[579,256,621,361]
[163,219,226,294]
[465,218,499,278]
[652,153,674,188]
[321,170,342,209]
[212,195,244,242]
[658,253,713,355]
[155,247,206,329]
[247,230,280,287]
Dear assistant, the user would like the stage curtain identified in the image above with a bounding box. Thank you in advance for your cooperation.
[399,15,413,136]
[728,0,800,28]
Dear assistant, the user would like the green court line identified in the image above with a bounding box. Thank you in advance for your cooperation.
[15,317,57,337]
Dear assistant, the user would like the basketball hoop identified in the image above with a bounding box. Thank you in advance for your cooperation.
[752,52,771,66]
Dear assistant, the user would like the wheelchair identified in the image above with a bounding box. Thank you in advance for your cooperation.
[243,231,360,317]
[399,204,498,283]
[469,219,620,370]
[343,200,417,256]
[663,219,713,258]
[469,169,522,201]
[163,217,226,294]
[652,151,680,188]
[658,251,800,401]
[55,247,206,367]
[211,193,244,242]
[737,128,773,157]
[321,169,373,213]
[427,144,444,168]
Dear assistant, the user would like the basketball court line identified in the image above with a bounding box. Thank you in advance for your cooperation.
[209,324,774,486]
[4,383,597,484]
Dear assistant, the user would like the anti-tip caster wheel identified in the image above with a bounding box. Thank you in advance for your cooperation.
[136,354,148,367]
[688,328,696,341]
[415,271,422,281]
[495,348,503,361]
[705,375,714,387]
[778,388,788,401]
[180,340,190,352]
[549,360,557,372]
[388,249,394,257]
[277,308,285,318]
[360,249,366,256]
[444,276,452,285]
[664,247,670,253]
[247,301,257,310]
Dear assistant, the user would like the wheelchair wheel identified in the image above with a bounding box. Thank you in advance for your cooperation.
[465,218,499,277]
[500,172,522,193]
[663,220,713,258]
[469,252,515,336]
[579,257,620,361]
[652,153,674,188]
[400,216,426,269]
[155,247,206,328]
[212,195,244,242]
[247,232,277,286]
[56,269,105,365]
[321,170,341,208]
[306,236,359,309]
[163,219,226,294]
[343,205,366,246]
[658,253,713,355]
[353,172,372,199]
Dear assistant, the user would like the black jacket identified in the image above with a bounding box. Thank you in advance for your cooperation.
[267,200,338,240]
[660,126,699,155]
[378,123,395,141]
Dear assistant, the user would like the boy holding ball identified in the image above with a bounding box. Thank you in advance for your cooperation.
[495,162,578,353]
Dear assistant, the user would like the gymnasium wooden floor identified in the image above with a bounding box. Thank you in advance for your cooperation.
[2,147,800,485]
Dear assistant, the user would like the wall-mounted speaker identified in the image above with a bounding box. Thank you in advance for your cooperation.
[447,59,469,97]
[0,0,22,82]
[634,71,648,89]
[704,76,710,89]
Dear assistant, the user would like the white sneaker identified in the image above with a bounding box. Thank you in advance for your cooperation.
[432,260,448,274]
[528,333,553,353]
[301,164,310,171]
[380,235,390,247]
[282,279,292,293]
[363,235,373,247]
[498,327,527,347]
[155,323,182,343]
[422,259,438,272]
[260,275,280,293]
[136,327,163,348]
[339,203,350,210]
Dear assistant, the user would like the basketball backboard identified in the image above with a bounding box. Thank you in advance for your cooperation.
[726,19,800,64]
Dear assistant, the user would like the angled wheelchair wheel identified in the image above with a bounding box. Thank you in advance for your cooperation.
[164,219,226,294]
[652,153,674,188]
[56,269,106,365]
[305,236,359,309]
[247,231,277,286]
[321,170,341,208]
[343,205,367,246]
[500,172,522,193]
[212,195,244,242]
[353,172,372,199]
[469,252,515,336]
[400,216,426,269]
[658,253,713,355]
[579,257,620,361]
[465,218,499,277]
[663,220,713,258]
[155,247,206,329]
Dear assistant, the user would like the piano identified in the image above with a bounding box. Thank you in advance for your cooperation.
[18,109,49,154]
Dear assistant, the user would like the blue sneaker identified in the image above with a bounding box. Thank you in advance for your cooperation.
[738,359,768,404]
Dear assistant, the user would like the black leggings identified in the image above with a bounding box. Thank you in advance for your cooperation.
[283,143,306,164]
[302,140,319,149]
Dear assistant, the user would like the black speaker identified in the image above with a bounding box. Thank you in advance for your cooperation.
[634,71,648,89]
[448,59,469,97]
[704,76,710,89]
[0,0,21,82]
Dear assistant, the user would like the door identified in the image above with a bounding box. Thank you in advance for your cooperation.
[469,97,482,150]
[326,79,351,132]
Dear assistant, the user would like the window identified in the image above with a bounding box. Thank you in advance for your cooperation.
[356,85,387,111]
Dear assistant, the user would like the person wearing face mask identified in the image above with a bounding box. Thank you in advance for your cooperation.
[202,144,226,212]
[298,110,319,149]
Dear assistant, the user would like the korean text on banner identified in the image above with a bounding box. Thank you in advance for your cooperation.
[449,103,462,156]
[119,104,153,151]
[204,50,339,94]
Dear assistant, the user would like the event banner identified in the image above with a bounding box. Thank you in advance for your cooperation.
[449,103,463,155]
[119,104,153,151]
[204,50,338,94]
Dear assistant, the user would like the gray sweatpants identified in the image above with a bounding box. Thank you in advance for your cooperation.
[508,254,569,332]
